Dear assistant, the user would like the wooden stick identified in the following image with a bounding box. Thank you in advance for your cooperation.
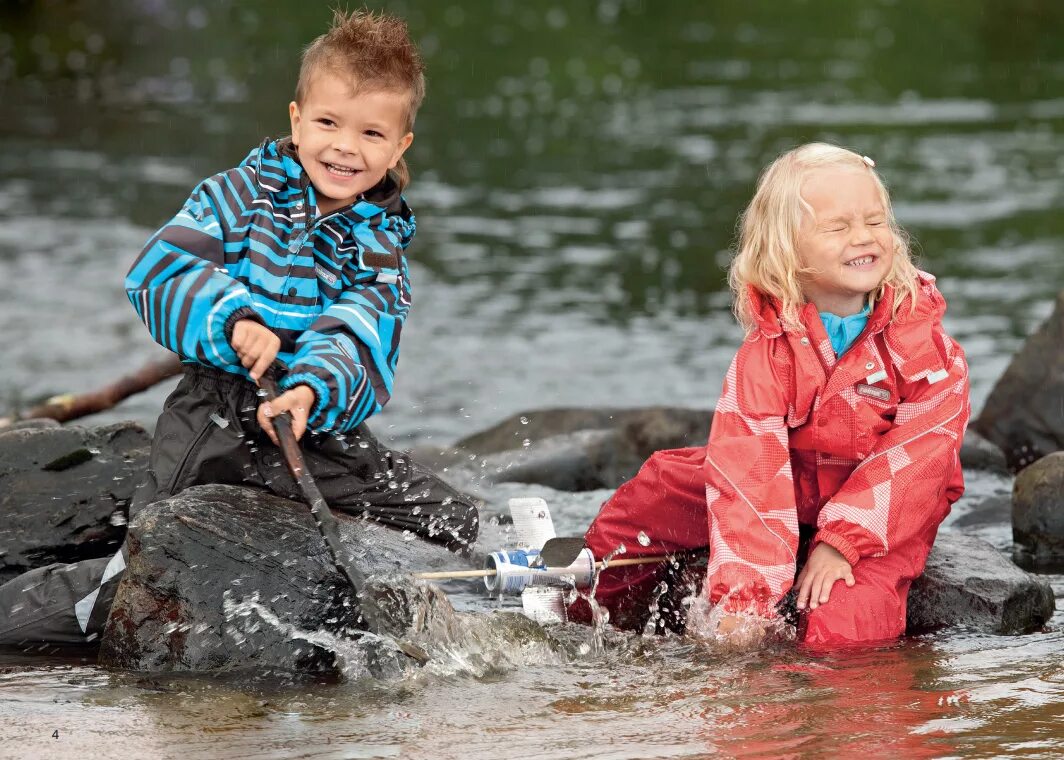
[413,554,674,581]
[0,354,184,428]
[257,375,376,615]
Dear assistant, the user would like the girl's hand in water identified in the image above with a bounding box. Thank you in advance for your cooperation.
[714,613,772,648]
[795,543,855,610]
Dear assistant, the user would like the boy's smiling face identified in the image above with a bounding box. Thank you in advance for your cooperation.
[289,70,414,216]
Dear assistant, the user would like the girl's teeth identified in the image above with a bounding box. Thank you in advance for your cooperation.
[849,257,874,266]
[327,164,355,176]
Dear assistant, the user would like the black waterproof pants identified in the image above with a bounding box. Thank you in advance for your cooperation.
[0,364,479,649]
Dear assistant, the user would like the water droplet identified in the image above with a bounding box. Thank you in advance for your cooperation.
[522,438,531,448]
[637,531,651,547]
[519,416,529,425]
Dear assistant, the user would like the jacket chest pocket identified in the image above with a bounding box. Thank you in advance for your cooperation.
[812,381,898,460]
[852,382,898,456]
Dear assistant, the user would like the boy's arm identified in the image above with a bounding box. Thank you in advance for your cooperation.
[703,337,799,618]
[125,177,261,370]
[280,251,412,435]
[815,325,970,564]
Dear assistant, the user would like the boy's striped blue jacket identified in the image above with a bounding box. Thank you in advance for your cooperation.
[125,138,416,434]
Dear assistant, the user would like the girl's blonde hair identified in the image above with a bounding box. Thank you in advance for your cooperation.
[729,142,918,333]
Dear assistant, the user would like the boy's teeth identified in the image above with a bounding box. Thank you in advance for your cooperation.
[327,163,356,176]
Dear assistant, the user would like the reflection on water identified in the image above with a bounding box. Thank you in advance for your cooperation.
[5,621,1064,759]
[1,1,1064,757]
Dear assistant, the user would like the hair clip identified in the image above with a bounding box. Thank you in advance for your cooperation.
[862,155,876,168]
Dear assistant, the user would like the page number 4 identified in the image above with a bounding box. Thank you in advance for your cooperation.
[52,730,59,739]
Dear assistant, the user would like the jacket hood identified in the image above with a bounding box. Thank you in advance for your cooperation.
[748,270,949,383]
[240,138,416,249]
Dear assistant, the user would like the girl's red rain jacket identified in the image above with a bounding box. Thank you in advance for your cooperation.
[704,272,970,616]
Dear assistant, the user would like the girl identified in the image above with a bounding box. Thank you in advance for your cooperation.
[569,143,970,647]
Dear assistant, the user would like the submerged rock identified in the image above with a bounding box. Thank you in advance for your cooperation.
[0,421,149,584]
[98,484,469,676]
[419,407,714,492]
[1011,452,1064,569]
[974,289,1064,472]
[907,533,1054,635]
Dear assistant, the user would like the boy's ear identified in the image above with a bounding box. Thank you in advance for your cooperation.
[288,101,301,145]
[389,132,414,169]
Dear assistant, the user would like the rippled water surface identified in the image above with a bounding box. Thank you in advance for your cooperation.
[2,1,1064,757]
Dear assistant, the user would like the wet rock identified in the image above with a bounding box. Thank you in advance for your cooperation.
[2,419,61,432]
[958,430,1009,475]
[973,290,1064,472]
[950,493,1011,530]
[98,484,469,676]
[0,422,149,585]
[455,407,711,456]
[420,407,712,492]
[907,533,1054,635]
[1011,452,1064,569]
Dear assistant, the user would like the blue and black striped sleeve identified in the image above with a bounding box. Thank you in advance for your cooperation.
[280,235,413,434]
[125,174,259,369]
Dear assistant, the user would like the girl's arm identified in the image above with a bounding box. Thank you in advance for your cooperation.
[703,336,799,618]
[815,325,970,563]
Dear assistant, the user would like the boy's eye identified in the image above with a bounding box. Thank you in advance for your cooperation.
[365,130,384,139]
[315,118,336,127]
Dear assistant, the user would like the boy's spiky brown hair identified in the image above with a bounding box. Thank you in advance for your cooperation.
[296,8,425,188]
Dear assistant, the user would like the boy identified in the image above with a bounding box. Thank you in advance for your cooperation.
[0,10,478,649]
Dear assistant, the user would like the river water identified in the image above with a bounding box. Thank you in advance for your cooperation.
[2,1,1064,757]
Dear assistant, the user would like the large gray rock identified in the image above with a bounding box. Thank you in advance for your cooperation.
[907,532,1054,635]
[418,407,713,492]
[1011,452,1064,569]
[0,421,149,584]
[98,484,473,676]
[974,290,1064,472]
[455,407,713,457]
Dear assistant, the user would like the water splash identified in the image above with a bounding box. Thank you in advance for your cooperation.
[685,593,796,650]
